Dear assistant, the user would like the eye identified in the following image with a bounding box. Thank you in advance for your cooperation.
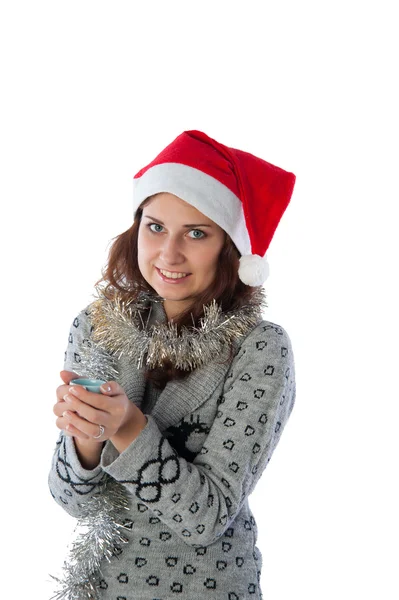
[188,229,206,239]
[148,223,164,233]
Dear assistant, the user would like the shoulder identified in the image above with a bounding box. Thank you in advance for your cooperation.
[67,301,97,335]
[230,318,295,371]
[238,318,293,352]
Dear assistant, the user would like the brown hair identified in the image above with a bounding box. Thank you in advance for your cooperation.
[98,196,257,389]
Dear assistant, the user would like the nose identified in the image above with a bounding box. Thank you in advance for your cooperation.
[159,235,186,266]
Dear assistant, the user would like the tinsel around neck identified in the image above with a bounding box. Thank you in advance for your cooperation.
[89,286,267,371]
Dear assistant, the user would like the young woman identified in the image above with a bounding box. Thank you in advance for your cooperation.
[49,130,297,600]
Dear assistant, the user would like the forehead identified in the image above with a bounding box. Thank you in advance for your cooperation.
[143,193,216,226]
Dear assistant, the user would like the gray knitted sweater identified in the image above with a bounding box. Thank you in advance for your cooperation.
[49,299,296,600]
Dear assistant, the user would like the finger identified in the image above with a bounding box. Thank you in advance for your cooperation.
[53,400,68,417]
[53,399,79,418]
[67,384,117,413]
[62,410,105,440]
[62,393,109,425]
[55,416,90,439]
[100,380,124,397]
[56,371,80,402]
[60,370,80,385]
[65,421,92,439]
[56,383,75,403]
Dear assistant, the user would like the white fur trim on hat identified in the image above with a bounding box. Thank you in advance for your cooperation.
[133,162,252,256]
[238,254,269,286]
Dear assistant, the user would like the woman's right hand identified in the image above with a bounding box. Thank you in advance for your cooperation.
[53,370,91,440]
[54,370,105,469]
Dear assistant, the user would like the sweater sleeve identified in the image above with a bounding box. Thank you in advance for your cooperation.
[100,321,296,547]
[63,305,94,373]
[48,306,109,518]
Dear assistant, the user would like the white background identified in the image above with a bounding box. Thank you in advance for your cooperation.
[1,1,398,598]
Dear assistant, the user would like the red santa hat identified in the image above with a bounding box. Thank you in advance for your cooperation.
[133,130,296,286]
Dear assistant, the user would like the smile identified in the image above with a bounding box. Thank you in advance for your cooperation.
[156,267,191,282]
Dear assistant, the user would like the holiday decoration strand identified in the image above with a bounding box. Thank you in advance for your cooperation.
[76,339,119,382]
[88,287,267,371]
[50,477,131,600]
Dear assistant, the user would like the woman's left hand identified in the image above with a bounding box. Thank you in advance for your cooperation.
[62,380,148,448]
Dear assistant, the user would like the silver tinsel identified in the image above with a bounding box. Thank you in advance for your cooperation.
[89,286,268,371]
[76,339,119,382]
[50,478,131,600]
[50,329,126,599]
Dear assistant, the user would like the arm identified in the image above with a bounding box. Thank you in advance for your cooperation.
[100,321,296,546]
[48,306,110,518]
[48,430,108,518]
[73,437,104,470]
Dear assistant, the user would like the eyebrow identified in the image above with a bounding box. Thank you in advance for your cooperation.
[143,215,213,228]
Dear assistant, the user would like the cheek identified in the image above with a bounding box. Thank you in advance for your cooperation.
[137,229,143,254]
[137,231,154,264]
[138,249,152,270]
[198,246,222,274]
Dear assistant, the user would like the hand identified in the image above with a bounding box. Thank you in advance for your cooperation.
[54,370,92,440]
[54,370,147,444]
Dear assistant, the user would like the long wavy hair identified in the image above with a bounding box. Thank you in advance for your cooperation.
[97,195,260,388]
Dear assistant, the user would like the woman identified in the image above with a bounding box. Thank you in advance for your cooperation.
[49,130,297,600]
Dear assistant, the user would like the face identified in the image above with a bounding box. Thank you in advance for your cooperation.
[137,192,226,320]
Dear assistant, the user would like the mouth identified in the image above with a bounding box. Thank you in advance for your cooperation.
[155,267,191,283]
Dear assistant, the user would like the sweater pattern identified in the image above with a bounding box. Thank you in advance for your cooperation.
[48,300,296,599]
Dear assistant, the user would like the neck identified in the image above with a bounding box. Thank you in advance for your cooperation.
[163,299,194,322]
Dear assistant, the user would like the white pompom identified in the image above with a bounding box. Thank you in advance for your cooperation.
[238,254,269,286]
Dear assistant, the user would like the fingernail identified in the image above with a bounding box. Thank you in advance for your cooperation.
[64,395,73,403]
[101,384,112,393]
[63,410,72,418]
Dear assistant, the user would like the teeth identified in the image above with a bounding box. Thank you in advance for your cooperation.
[159,269,188,279]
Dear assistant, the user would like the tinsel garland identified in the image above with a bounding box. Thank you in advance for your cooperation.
[88,286,268,371]
[50,477,131,600]
[50,333,129,600]
[77,339,119,382]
